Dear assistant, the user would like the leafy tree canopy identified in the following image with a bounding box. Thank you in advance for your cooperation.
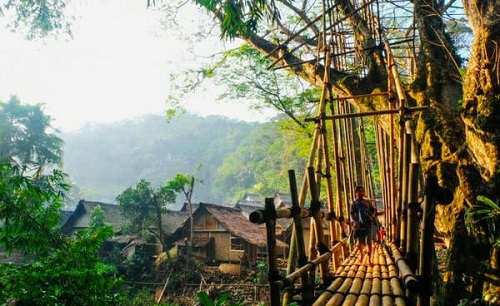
[0,0,72,39]
[0,96,64,173]
[207,44,319,129]
[117,179,176,247]
[0,161,123,305]
[193,0,279,39]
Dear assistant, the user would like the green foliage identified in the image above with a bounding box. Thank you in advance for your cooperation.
[116,179,175,245]
[0,226,123,306]
[253,261,268,284]
[208,44,318,127]
[163,172,197,201]
[213,118,311,202]
[0,161,123,305]
[0,163,68,254]
[197,291,239,306]
[194,0,279,39]
[465,196,500,247]
[0,0,72,39]
[121,290,170,306]
[0,96,64,172]
[89,204,106,230]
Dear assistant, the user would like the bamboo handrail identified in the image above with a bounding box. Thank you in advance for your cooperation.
[387,242,419,291]
[249,207,336,224]
[304,106,427,121]
[285,250,332,284]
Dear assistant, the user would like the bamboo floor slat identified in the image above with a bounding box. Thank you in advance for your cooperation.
[313,244,406,306]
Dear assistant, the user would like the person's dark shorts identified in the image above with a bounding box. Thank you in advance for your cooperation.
[354,227,369,244]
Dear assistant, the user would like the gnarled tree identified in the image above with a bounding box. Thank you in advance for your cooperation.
[187,0,498,303]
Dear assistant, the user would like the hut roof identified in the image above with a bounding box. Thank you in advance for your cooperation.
[161,210,190,236]
[59,210,74,227]
[273,193,292,208]
[179,202,200,212]
[200,203,286,248]
[81,200,125,226]
[236,193,263,207]
[61,200,126,234]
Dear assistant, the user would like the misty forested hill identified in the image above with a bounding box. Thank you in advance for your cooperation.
[62,114,262,207]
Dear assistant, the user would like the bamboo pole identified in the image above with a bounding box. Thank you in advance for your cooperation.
[285,251,332,284]
[288,170,312,304]
[417,175,438,306]
[384,37,409,249]
[336,102,351,219]
[250,207,328,224]
[406,120,420,276]
[374,125,386,228]
[388,99,397,242]
[304,106,427,121]
[320,118,338,248]
[329,97,344,219]
[268,0,381,69]
[398,121,410,250]
[313,278,344,305]
[307,166,330,282]
[387,242,419,291]
[264,198,281,306]
[380,127,391,231]
[285,118,321,297]
[343,102,358,189]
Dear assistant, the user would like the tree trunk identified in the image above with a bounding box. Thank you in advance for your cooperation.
[200,0,500,301]
[442,0,500,303]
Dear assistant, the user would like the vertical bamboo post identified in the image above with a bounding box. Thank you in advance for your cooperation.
[265,198,281,306]
[375,125,388,230]
[399,118,410,250]
[320,115,338,247]
[395,117,405,247]
[388,99,397,242]
[359,119,371,195]
[343,101,357,189]
[417,175,438,306]
[384,39,408,248]
[286,126,320,289]
[288,170,313,304]
[382,130,391,229]
[405,120,420,273]
[329,99,344,219]
[307,166,330,282]
[337,103,351,217]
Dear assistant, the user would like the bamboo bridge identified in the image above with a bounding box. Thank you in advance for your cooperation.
[247,0,454,304]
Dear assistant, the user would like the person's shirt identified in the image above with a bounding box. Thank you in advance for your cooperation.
[350,198,374,228]
[378,228,386,241]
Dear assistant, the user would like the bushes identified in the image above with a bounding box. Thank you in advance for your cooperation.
[0,226,125,305]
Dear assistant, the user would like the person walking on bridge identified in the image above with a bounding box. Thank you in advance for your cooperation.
[350,185,377,266]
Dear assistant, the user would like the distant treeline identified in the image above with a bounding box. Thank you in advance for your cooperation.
[62,113,310,210]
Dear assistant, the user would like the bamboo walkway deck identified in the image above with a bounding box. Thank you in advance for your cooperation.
[312,243,409,306]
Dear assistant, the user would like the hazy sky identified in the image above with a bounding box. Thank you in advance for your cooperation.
[0,0,275,132]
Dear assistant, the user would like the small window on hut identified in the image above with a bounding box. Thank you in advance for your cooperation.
[231,236,245,251]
